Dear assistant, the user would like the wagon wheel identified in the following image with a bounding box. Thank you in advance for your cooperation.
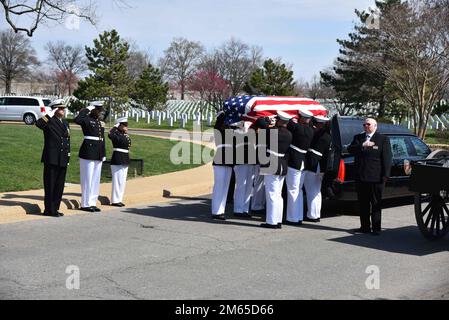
[414,191,449,240]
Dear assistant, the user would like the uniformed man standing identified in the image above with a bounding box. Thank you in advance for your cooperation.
[211,112,234,220]
[74,101,106,212]
[36,99,70,217]
[303,116,332,222]
[285,109,314,225]
[109,117,131,207]
[259,111,293,229]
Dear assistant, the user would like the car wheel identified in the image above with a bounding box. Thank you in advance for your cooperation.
[23,114,36,125]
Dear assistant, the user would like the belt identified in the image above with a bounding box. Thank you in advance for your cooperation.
[216,144,232,148]
[84,136,103,141]
[290,145,307,154]
[308,148,323,157]
[267,149,285,157]
[113,148,129,154]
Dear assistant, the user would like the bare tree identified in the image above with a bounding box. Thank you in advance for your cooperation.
[159,37,204,100]
[125,47,152,80]
[45,40,86,95]
[359,0,449,138]
[216,38,263,96]
[0,29,39,94]
[0,0,99,37]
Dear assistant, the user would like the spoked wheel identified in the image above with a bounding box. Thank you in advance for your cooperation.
[414,191,449,240]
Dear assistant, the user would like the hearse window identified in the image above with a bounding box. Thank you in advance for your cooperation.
[0,98,5,105]
[390,136,413,159]
[410,137,431,158]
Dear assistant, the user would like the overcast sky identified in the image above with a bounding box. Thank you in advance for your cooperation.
[0,0,375,81]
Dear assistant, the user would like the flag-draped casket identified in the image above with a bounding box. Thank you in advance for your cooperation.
[222,95,328,126]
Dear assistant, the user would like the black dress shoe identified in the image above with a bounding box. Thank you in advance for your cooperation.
[119,203,126,207]
[371,231,381,236]
[91,206,101,212]
[211,214,226,221]
[285,220,303,226]
[260,223,280,229]
[43,212,60,217]
[56,211,64,217]
[111,203,122,207]
[81,207,95,212]
[351,228,371,234]
[234,212,252,218]
[304,217,320,223]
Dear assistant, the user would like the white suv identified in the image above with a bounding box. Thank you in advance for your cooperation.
[0,96,53,125]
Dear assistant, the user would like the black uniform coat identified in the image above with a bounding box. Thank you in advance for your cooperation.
[36,114,71,167]
[287,120,314,170]
[213,114,234,167]
[305,128,332,174]
[347,132,392,183]
[74,108,106,161]
[108,127,131,166]
[260,126,292,176]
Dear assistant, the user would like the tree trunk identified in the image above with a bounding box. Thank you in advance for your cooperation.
[180,81,185,100]
[5,76,12,94]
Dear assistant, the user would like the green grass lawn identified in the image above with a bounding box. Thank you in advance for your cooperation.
[423,129,449,145]
[66,117,215,132]
[0,124,211,193]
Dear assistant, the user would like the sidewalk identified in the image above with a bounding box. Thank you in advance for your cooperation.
[0,132,215,225]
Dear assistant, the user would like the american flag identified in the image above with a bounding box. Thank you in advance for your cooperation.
[222,96,328,126]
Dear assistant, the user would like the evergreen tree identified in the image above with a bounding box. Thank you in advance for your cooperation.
[133,64,169,111]
[320,0,402,117]
[245,59,295,96]
[74,29,132,116]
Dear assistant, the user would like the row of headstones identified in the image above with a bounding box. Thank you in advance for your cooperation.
[395,114,449,130]
[112,109,217,127]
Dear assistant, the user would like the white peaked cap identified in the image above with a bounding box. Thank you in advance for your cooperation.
[115,117,128,125]
[48,99,66,109]
[314,115,330,123]
[277,111,293,121]
[298,109,314,118]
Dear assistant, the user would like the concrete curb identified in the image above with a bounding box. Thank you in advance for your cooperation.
[0,131,215,225]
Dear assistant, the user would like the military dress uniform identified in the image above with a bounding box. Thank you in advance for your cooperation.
[303,116,332,221]
[211,112,234,219]
[109,118,131,207]
[36,99,70,217]
[285,110,315,224]
[260,111,293,228]
[74,103,106,212]
[233,126,256,217]
[251,123,267,213]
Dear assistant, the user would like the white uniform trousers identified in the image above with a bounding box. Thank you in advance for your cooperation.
[286,166,306,222]
[233,164,255,213]
[264,175,286,225]
[80,158,103,208]
[211,166,233,215]
[303,169,324,219]
[251,165,266,211]
[111,165,129,204]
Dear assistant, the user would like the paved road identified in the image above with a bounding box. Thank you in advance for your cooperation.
[1,197,448,300]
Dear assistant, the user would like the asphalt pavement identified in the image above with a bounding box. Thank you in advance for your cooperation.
[1,196,448,300]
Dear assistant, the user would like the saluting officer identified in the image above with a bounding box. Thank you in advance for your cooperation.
[303,115,332,222]
[74,101,106,212]
[285,109,314,225]
[109,117,131,207]
[259,111,293,229]
[36,99,70,217]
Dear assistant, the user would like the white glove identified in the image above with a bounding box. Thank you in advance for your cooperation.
[87,106,95,111]
[47,108,57,117]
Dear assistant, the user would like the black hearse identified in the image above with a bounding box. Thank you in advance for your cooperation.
[324,116,448,202]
